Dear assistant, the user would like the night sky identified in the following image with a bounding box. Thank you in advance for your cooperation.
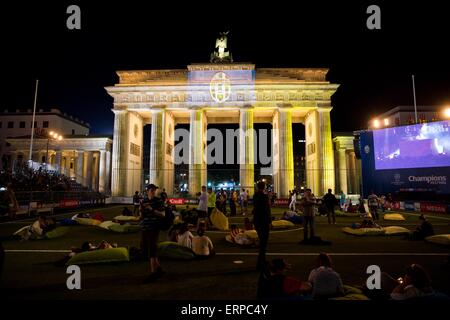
[1,1,450,135]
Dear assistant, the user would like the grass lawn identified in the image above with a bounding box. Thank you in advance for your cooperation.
[1,205,449,300]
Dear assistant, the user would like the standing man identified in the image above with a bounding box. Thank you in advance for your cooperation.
[368,190,380,220]
[253,181,272,271]
[301,188,316,243]
[322,189,338,224]
[140,184,165,283]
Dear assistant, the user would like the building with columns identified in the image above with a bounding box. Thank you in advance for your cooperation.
[333,133,361,195]
[0,108,90,169]
[6,135,113,193]
[106,63,339,198]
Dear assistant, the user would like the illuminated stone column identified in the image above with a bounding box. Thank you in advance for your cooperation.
[99,150,107,193]
[272,111,280,196]
[317,108,335,195]
[337,148,348,195]
[93,153,100,192]
[105,150,111,194]
[277,106,294,197]
[111,110,129,197]
[189,107,206,196]
[76,151,84,186]
[149,108,165,189]
[85,151,93,190]
[54,151,62,174]
[239,106,255,197]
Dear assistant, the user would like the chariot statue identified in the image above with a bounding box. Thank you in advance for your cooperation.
[210,31,233,63]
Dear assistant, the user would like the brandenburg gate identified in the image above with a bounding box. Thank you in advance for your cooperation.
[106,60,339,198]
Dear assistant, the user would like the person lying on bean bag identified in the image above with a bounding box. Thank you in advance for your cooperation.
[409,215,434,240]
[55,240,117,266]
[225,224,255,246]
[282,211,304,224]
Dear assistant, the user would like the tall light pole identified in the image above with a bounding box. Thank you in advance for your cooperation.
[412,75,418,123]
[29,79,39,164]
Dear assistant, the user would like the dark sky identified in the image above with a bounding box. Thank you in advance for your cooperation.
[1,1,450,134]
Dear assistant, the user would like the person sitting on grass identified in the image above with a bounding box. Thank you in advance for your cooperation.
[308,253,344,300]
[381,264,436,300]
[176,223,194,249]
[356,213,381,229]
[257,258,311,300]
[122,206,133,216]
[409,215,434,240]
[192,228,215,258]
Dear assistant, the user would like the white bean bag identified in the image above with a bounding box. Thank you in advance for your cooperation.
[113,215,140,222]
[426,234,450,246]
[75,217,102,226]
[383,226,410,235]
[342,227,385,236]
[244,230,258,240]
[210,208,229,231]
[98,221,120,230]
[383,213,405,221]
[271,220,295,229]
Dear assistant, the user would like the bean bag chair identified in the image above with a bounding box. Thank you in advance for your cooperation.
[330,285,370,300]
[272,220,295,229]
[113,215,140,222]
[75,217,102,226]
[283,215,304,224]
[383,226,410,236]
[383,213,405,221]
[108,224,141,233]
[342,227,385,236]
[98,221,119,230]
[157,241,195,260]
[244,230,258,240]
[425,234,450,246]
[45,227,70,239]
[60,218,79,226]
[14,225,69,240]
[210,208,229,231]
[66,247,130,265]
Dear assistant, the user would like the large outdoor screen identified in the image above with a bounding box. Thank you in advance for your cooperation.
[373,120,450,170]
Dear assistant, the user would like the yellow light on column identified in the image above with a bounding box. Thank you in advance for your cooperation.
[49,131,54,136]
[384,118,389,126]
[444,107,450,119]
[58,135,63,141]
[373,119,380,128]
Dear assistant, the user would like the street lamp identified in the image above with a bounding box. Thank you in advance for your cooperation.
[46,130,63,170]
[443,107,450,119]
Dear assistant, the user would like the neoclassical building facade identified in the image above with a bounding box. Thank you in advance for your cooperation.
[7,136,112,193]
[106,63,339,198]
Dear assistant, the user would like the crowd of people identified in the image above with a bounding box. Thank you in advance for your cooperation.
[258,253,442,301]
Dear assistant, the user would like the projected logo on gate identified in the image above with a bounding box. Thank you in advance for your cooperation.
[210,72,231,103]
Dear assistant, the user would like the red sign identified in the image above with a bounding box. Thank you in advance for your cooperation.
[274,199,289,206]
[59,199,79,208]
[420,202,447,214]
[168,198,186,205]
